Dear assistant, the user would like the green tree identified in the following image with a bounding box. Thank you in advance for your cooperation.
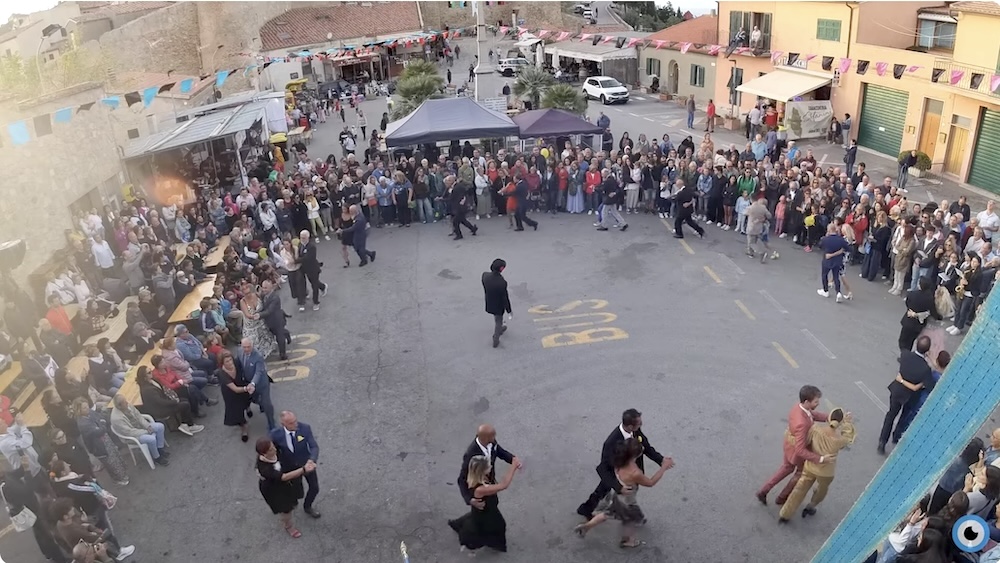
[0,46,111,98]
[399,60,438,80]
[391,72,445,120]
[512,66,554,110]
[541,83,587,115]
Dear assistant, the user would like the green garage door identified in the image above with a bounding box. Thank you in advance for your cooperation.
[857,84,908,156]
[968,108,1000,194]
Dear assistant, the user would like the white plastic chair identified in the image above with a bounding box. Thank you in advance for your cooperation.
[111,413,168,470]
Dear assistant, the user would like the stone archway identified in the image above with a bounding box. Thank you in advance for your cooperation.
[667,60,679,95]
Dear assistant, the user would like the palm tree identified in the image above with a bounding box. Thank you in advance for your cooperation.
[513,66,554,110]
[399,60,438,80]
[541,83,587,115]
[391,73,445,120]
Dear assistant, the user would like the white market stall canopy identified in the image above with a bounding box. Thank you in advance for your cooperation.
[736,68,833,102]
[548,40,639,64]
[123,99,273,159]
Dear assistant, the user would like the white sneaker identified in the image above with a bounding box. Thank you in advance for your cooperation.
[658,212,665,219]
[487,214,492,218]
[587,210,593,215]
[947,326,960,335]
[313,304,320,311]
[817,289,829,298]
[716,222,722,227]
[320,285,328,297]
[836,293,844,303]
[593,222,600,227]
[845,293,853,300]
[189,424,205,433]
[115,545,136,560]
[178,424,194,436]
[298,306,305,312]
[324,235,331,241]
[779,233,787,238]
[476,214,481,220]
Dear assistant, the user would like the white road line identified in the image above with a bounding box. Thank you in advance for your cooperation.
[926,190,935,203]
[644,117,655,122]
[801,328,837,359]
[718,253,745,275]
[855,381,889,413]
[819,154,828,166]
[758,289,788,314]
[628,112,641,117]
[679,129,693,136]
[632,96,646,101]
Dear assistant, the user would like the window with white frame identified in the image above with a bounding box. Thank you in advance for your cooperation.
[690,64,705,87]
[646,58,661,77]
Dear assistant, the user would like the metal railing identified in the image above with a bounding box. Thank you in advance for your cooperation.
[933,57,1000,99]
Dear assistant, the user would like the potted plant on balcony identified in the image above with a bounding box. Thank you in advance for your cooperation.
[898,150,932,178]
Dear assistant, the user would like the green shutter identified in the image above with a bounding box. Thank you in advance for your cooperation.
[857,84,908,156]
[730,10,743,42]
[968,108,1000,194]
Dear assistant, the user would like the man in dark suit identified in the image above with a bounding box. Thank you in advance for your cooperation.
[239,338,276,431]
[482,258,512,348]
[457,424,519,510]
[671,179,705,239]
[898,276,940,354]
[336,204,376,266]
[295,230,327,312]
[446,175,478,240]
[512,175,538,231]
[259,279,291,361]
[879,336,935,455]
[270,410,321,518]
[576,408,672,520]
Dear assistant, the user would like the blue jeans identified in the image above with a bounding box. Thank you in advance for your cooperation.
[137,422,166,458]
[108,372,126,395]
[910,266,930,291]
[687,111,694,128]
[954,294,978,330]
[190,372,208,389]
[188,356,216,374]
[415,197,434,223]
[821,262,842,294]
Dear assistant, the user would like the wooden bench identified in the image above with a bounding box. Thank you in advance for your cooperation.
[0,361,23,397]
[81,296,140,348]
[167,275,217,324]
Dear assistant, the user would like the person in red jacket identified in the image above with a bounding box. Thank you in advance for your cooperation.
[585,165,602,215]
[150,354,213,418]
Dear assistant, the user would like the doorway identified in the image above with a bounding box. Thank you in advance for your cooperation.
[667,60,679,95]
[918,99,943,158]
[944,117,970,175]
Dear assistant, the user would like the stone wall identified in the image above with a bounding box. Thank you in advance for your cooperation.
[0,84,124,286]
[98,2,202,77]
[419,1,579,32]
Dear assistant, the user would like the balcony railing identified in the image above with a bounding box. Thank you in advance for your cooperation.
[726,33,772,57]
[933,58,1000,99]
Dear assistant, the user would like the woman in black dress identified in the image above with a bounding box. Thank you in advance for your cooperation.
[255,438,314,539]
[216,351,252,442]
[338,206,354,268]
[448,454,522,553]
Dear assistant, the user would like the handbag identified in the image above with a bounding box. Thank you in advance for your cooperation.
[0,483,37,532]
[89,482,117,510]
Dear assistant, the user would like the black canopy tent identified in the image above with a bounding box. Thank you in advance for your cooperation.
[512,108,604,139]
[384,97,519,147]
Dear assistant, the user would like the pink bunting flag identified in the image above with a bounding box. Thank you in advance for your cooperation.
[707,44,721,55]
[579,33,593,41]
[626,38,640,49]
[770,50,783,63]
[499,26,508,34]
[601,35,616,44]
[556,31,570,41]
[875,62,888,76]
[654,40,666,50]
[838,58,852,74]
[991,74,1000,92]
[804,54,817,62]
[907,65,922,73]
[537,30,550,39]
[680,42,691,54]
[950,69,964,85]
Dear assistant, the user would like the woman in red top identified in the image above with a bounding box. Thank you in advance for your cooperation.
[847,203,869,263]
[151,354,209,418]
[487,160,499,184]
[557,161,570,212]
[585,163,602,215]
[501,178,518,228]
[525,166,542,212]
[45,295,73,336]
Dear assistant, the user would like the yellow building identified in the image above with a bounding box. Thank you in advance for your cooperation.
[640,14,720,107]
[715,1,1000,193]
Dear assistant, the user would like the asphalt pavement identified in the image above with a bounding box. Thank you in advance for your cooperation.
[3,36,999,563]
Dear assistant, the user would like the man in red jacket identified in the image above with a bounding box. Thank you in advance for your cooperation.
[756,385,830,507]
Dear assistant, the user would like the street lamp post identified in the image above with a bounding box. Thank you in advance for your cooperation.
[473,0,493,101]
[36,23,65,94]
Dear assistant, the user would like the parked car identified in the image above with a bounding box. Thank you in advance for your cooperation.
[582,76,630,105]
[573,3,591,14]
[498,57,531,77]
[582,8,594,20]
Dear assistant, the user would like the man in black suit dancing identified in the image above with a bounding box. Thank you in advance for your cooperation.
[576,408,672,520]
[482,258,512,348]
[458,424,520,510]
[259,279,291,361]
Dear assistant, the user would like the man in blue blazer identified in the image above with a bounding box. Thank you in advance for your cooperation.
[239,338,276,431]
[336,204,376,267]
[270,410,321,518]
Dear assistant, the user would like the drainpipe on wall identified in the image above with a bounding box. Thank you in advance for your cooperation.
[415,0,424,29]
[844,2,855,60]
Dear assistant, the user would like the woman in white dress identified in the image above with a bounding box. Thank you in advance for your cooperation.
[239,281,277,359]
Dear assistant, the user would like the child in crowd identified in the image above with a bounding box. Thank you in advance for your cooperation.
[735,191,751,235]
[205,332,225,366]
[774,195,786,235]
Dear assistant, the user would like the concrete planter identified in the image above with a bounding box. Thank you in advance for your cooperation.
[722,116,742,131]
[658,93,673,101]
[908,167,928,178]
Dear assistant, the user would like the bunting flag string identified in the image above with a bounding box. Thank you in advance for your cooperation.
[7,20,1000,148]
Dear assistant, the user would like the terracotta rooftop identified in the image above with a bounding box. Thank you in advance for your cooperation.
[643,14,718,45]
[952,1,1000,16]
[260,2,423,52]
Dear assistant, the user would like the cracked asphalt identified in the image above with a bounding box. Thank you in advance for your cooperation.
[6,84,1000,563]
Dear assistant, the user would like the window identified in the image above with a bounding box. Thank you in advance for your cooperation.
[645,58,661,77]
[301,60,313,76]
[127,128,140,139]
[729,10,772,51]
[917,18,956,51]
[728,67,743,106]
[817,19,842,41]
[690,64,705,87]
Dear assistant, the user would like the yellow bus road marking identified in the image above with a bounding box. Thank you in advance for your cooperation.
[734,300,756,320]
[772,342,799,369]
[704,266,722,284]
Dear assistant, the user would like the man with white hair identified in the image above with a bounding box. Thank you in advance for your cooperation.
[336,205,376,266]
[295,230,327,311]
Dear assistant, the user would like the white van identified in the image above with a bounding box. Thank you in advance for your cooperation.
[498,57,531,77]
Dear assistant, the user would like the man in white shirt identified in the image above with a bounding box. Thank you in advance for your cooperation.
[91,234,117,277]
[750,26,762,48]
[46,272,78,304]
[748,106,762,139]
[977,200,999,243]
[0,415,45,487]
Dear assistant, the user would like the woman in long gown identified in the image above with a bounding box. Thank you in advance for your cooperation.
[566,161,586,214]
[448,455,522,553]
[239,282,277,359]
[216,350,252,442]
[573,437,674,548]
[255,438,314,538]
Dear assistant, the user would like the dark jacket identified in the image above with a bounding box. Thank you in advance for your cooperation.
[339,212,369,246]
[596,426,664,494]
[457,438,514,505]
[482,272,512,316]
[269,422,319,469]
[258,289,287,332]
[297,240,322,274]
[138,379,182,420]
[901,287,941,332]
